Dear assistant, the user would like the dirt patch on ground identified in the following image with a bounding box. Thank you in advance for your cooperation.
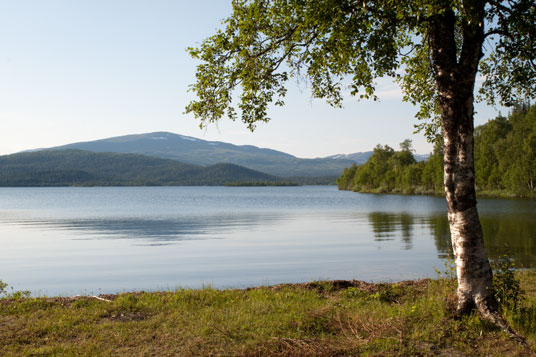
[249,278,432,294]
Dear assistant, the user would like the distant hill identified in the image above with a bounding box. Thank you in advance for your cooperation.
[324,152,374,164]
[326,151,429,163]
[25,132,429,179]
[43,132,356,177]
[413,154,429,162]
[0,150,283,187]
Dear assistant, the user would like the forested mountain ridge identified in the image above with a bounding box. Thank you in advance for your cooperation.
[41,132,356,177]
[338,104,536,198]
[26,132,430,178]
[0,150,283,186]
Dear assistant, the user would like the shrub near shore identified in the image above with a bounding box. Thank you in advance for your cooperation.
[1,271,535,356]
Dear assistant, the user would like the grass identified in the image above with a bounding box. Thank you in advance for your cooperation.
[1,272,535,356]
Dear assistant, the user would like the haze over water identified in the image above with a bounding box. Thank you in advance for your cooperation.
[0,186,534,296]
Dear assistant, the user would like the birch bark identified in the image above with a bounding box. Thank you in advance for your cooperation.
[428,4,499,316]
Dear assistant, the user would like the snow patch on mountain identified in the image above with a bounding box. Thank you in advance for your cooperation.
[329,154,348,159]
[179,135,197,142]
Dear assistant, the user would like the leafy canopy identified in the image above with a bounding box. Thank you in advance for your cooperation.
[186,0,536,136]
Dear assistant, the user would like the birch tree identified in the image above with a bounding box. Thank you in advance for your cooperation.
[185,0,536,321]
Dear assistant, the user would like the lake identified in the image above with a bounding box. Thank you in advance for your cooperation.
[0,186,534,296]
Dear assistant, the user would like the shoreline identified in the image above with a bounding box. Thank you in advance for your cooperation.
[1,274,535,355]
[1,278,430,304]
[340,187,536,199]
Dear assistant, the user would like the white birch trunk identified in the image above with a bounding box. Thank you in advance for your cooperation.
[428,5,499,317]
[441,95,497,317]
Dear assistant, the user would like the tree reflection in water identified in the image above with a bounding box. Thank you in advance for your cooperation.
[368,212,414,250]
[367,210,535,268]
[424,213,535,268]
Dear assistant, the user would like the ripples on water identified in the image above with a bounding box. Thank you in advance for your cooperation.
[0,186,534,295]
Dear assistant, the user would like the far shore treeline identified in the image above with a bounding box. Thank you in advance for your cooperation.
[338,103,536,198]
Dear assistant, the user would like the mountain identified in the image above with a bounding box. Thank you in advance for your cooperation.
[26,132,429,179]
[325,151,429,164]
[413,154,430,162]
[0,150,282,187]
[324,152,374,165]
[45,132,355,177]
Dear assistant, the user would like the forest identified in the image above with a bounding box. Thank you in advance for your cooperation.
[337,103,536,198]
[0,150,283,187]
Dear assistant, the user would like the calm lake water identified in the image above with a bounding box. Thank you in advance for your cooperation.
[0,186,534,296]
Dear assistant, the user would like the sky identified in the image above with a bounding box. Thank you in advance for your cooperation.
[0,0,505,158]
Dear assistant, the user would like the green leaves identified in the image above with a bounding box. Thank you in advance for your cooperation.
[186,0,536,134]
[474,103,536,196]
[186,0,413,128]
[340,142,430,193]
[479,0,536,107]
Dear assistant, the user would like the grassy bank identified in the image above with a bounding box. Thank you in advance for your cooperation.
[1,272,535,356]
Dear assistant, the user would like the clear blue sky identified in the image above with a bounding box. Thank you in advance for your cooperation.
[0,0,503,157]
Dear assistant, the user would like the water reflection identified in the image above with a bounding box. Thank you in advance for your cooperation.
[421,213,536,268]
[368,212,414,250]
[6,208,535,267]
[421,215,453,259]
[365,210,536,268]
[481,214,536,268]
[6,213,283,246]
[12,211,535,266]
[1,186,535,296]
